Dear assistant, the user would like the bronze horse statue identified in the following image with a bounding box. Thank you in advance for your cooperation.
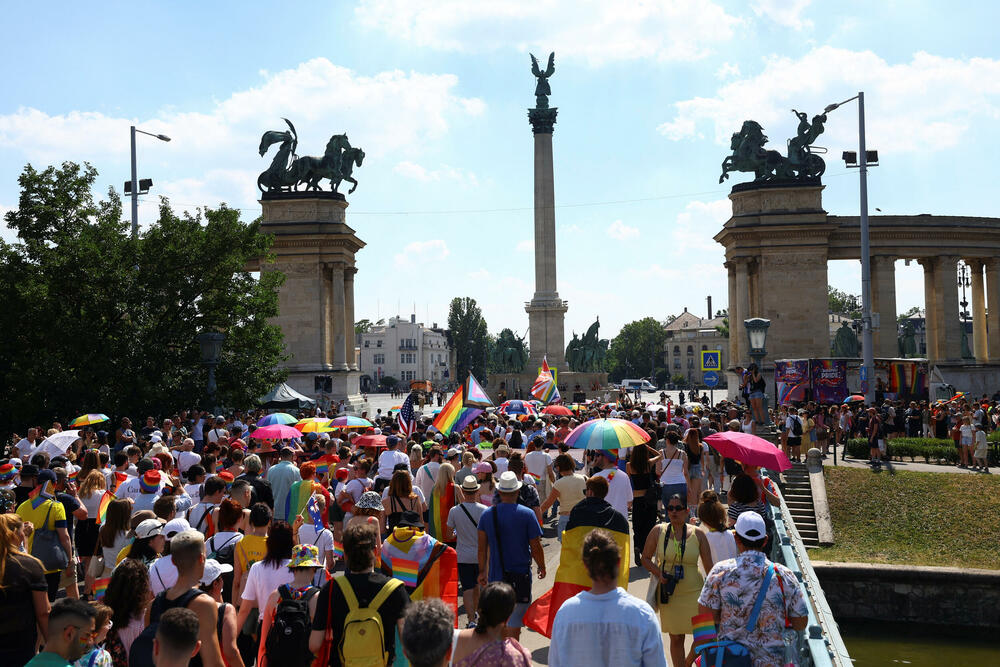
[257,119,365,194]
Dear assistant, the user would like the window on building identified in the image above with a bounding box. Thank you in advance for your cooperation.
[376,340,383,348]
[673,345,680,356]
[687,345,694,355]
[364,340,369,348]
[687,358,694,368]
[673,359,680,369]
[701,345,707,351]
[373,353,385,365]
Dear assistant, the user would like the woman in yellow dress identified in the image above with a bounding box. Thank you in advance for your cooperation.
[641,493,713,667]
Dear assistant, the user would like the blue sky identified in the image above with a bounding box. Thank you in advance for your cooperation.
[3,1,999,343]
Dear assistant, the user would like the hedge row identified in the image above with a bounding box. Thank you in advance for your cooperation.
[844,437,1000,466]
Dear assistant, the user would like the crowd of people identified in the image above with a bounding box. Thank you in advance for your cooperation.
[0,396,812,666]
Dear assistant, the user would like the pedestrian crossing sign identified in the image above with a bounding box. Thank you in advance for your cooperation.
[701,350,721,371]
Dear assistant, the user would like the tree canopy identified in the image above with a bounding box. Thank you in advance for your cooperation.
[0,162,286,435]
[606,317,668,382]
[447,297,490,382]
[828,286,861,318]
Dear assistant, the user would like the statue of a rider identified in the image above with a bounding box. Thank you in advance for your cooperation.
[719,107,827,184]
[257,119,365,195]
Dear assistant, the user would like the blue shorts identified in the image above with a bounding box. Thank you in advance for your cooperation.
[749,391,765,399]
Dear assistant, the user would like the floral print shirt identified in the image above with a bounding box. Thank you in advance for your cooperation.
[698,551,808,667]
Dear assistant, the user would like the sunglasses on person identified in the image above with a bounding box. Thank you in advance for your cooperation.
[666,505,686,512]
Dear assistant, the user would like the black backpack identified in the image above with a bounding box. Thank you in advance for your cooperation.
[264,584,320,667]
[207,533,240,601]
[791,416,803,437]
[129,589,202,667]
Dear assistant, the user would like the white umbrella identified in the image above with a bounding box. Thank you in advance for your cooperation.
[36,430,82,458]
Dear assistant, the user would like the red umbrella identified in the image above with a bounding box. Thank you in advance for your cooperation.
[704,431,792,472]
[354,434,388,449]
[542,405,573,416]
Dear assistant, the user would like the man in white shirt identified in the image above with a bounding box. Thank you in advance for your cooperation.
[14,428,39,460]
[595,452,632,521]
[413,447,443,502]
[206,417,228,445]
[117,459,162,501]
[524,439,555,517]
[375,436,410,492]
[174,438,201,475]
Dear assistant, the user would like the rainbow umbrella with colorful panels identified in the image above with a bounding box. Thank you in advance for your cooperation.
[295,418,335,433]
[257,412,297,427]
[564,418,650,450]
[69,413,109,428]
[328,415,373,429]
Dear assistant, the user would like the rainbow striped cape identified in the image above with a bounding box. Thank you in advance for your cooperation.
[427,483,456,542]
[523,497,630,638]
[380,528,458,621]
[285,479,323,525]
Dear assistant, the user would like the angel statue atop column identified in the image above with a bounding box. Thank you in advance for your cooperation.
[530,52,555,108]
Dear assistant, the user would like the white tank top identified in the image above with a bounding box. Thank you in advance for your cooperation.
[659,450,686,485]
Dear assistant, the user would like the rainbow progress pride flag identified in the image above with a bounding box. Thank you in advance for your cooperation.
[427,482,456,542]
[432,374,490,436]
[531,356,560,404]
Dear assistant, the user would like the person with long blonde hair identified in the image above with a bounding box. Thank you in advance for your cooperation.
[0,513,51,665]
[428,462,461,545]
[77,469,107,577]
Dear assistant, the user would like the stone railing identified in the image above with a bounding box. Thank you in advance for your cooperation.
[767,472,852,667]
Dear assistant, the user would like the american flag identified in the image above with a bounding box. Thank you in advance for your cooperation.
[398,392,416,438]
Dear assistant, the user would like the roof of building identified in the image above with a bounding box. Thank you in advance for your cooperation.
[664,308,726,332]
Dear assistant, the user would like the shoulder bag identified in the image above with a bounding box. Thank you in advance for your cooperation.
[32,501,69,572]
[694,562,775,667]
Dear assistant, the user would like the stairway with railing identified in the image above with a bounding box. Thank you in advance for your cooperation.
[780,462,820,547]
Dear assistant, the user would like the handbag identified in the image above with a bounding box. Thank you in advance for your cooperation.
[695,562,775,667]
[31,501,70,572]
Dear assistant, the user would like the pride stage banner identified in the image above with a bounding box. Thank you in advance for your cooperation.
[875,360,929,401]
[774,359,809,405]
[810,359,848,404]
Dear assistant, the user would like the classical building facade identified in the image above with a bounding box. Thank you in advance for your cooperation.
[663,308,729,387]
[357,315,452,391]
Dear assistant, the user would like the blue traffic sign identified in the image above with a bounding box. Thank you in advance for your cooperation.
[701,350,722,371]
[703,371,720,387]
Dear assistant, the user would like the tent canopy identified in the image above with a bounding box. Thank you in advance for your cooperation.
[258,382,317,410]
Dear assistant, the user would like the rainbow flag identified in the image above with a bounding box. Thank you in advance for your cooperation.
[524,494,630,637]
[97,491,114,524]
[530,356,560,404]
[109,472,127,495]
[216,461,225,473]
[313,455,338,478]
[94,577,110,600]
[691,613,717,652]
[462,374,493,408]
[432,375,487,436]
[392,558,420,587]
[427,483,456,542]
[332,539,344,560]
[285,480,321,525]
[29,481,55,510]
[68,469,79,482]
[381,530,458,625]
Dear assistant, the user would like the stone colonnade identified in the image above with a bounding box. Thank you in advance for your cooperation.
[716,182,1000,378]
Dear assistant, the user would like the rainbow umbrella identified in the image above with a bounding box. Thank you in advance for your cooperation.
[499,400,536,416]
[257,412,297,427]
[295,418,335,433]
[564,418,650,450]
[69,413,109,428]
[250,424,303,440]
[328,415,373,429]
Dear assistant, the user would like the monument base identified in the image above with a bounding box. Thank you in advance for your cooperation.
[283,367,367,414]
[491,370,609,403]
[525,298,569,371]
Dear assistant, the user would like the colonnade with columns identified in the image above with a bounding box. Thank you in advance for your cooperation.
[320,262,358,370]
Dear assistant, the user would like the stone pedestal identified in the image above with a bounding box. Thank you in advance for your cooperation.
[259,193,366,411]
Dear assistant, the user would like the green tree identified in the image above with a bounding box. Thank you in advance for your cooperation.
[897,306,921,322]
[447,297,490,382]
[606,317,668,382]
[355,318,374,333]
[828,286,862,318]
[715,317,730,338]
[0,162,286,435]
[379,375,398,389]
[671,373,688,387]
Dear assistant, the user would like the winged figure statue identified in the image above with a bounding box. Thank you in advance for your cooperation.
[530,52,555,108]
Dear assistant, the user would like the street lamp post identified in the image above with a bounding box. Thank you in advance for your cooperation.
[744,317,772,427]
[130,126,171,238]
[197,332,226,413]
[824,92,878,405]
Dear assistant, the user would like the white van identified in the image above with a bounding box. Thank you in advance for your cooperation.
[622,379,656,392]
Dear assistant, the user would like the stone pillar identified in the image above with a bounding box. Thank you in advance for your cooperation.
[726,260,740,370]
[734,257,751,366]
[331,263,349,371]
[345,267,358,370]
[934,256,962,361]
[870,256,898,359]
[918,259,938,364]
[321,263,333,368]
[987,259,1000,362]
[968,260,988,362]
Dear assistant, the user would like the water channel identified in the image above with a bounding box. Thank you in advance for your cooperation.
[840,623,996,665]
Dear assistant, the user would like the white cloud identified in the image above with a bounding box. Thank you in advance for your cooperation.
[715,62,741,79]
[657,48,1000,154]
[395,239,449,268]
[393,161,478,186]
[752,0,812,30]
[607,219,639,240]
[559,223,581,234]
[670,199,730,255]
[516,239,534,253]
[355,0,741,65]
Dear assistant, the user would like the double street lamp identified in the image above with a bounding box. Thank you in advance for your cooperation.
[824,92,879,405]
[197,332,226,413]
[129,126,171,238]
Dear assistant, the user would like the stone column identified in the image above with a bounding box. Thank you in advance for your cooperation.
[870,256,897,359]
[934,256,962,361]
[726,260,740,370]
[321,263,333,367]
[331,263,349,371]
[919,259,938,364]
[987,259,1000,362]
[533,131,558,298]
[968,260,988,363]
[734,257,751,366]
[345,267,358,370]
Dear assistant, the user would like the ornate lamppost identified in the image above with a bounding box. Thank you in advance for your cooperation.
[744,317,772,427]
[197,332,225,413]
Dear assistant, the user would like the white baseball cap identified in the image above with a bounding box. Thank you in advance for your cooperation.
[163,518,191,538]
[734,512,767,541]
[135,518,164,539]
[199,558,234,586]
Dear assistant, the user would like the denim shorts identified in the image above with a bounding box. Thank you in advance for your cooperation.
[661,483,687,506]
[688,464,702,478]
[750,391,765,399]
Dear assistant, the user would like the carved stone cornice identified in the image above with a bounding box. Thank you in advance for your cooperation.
[528,107,558,134]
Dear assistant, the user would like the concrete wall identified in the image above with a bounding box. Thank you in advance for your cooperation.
[813,561,1000,633]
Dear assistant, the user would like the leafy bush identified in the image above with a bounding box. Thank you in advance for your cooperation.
[844,437,998,465]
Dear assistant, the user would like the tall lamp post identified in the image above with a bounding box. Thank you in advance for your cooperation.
[824,92,879,405]
[197,332,225,413]
[130,126,171,238]
[744,317,772,427]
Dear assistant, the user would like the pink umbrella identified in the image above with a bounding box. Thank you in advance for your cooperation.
[249,424,303,440]
[354,434,388,449]
[704,431,792,472]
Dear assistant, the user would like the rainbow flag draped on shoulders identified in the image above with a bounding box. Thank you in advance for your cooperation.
[523,496,630,638]
[432,374,492,436]
[427,483,456,542]
[381,527,458,621]
[531,356,561,404]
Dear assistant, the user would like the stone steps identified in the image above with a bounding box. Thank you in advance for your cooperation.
[779,463,820,547]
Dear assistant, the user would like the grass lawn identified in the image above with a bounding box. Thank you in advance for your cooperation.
[811,467,1000,570]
